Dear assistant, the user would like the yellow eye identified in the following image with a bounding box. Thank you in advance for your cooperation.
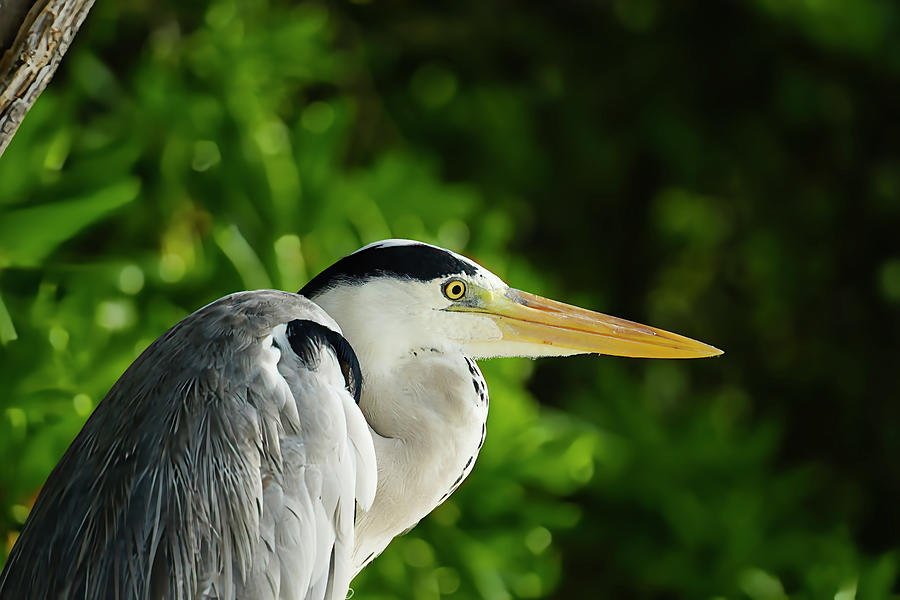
[442,279,467,301]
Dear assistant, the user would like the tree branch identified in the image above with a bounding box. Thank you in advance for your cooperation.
[0,0,94,158]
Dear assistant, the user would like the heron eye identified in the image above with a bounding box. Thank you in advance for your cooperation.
[442,279,467,300]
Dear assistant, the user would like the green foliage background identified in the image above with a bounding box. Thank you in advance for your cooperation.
[1,0,899,598]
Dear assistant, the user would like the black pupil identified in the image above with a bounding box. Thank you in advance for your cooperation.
[451,283,462,296]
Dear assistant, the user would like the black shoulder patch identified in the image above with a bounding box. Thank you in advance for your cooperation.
[299,243,478,298]
[286,319,363,403]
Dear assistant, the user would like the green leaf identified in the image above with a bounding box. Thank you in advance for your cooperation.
[0,293,17,344]
[0,178,141,269]
[214,224,272,290]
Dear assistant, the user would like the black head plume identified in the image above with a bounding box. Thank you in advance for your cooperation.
[300,241,478,299]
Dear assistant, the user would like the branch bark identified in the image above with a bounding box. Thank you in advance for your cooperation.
[0,0,94,158]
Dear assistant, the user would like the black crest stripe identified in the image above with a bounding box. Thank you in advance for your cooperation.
[286,319,363,404]
[300,243,478,298]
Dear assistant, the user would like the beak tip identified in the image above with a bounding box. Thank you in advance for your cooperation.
[705,344,725,358]
[685,342,723,359]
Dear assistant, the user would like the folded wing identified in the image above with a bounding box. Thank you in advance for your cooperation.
[0,290,376,600]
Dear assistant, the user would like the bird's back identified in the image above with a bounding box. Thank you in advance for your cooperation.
[0,290,376,600]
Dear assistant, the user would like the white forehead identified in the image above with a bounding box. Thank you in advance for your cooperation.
[354,239,506,288]
[354,239,424,253]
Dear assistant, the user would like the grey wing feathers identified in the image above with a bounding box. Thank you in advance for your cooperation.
[0,290,377,600]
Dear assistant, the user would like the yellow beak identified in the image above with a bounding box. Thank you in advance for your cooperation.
[457,288,722,359]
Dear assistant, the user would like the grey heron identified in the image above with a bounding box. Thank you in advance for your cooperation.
[0,239,721,599]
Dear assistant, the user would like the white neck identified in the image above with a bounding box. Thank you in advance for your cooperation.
[308,280,493,571]
[351,351,488,573]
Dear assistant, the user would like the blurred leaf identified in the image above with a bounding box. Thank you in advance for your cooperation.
[0,179,141,268]
[0,294,17,344]
[214,225,273,290]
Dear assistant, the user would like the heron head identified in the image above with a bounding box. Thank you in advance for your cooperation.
[301,239,721,371]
